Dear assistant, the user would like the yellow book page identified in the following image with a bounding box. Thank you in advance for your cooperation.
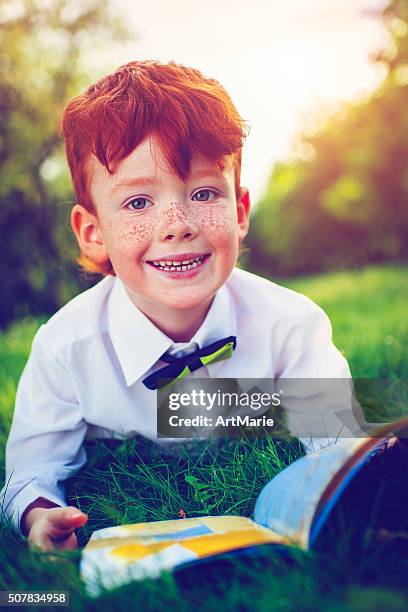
[111,541,175,562]
[85,516,286,556]
[180,528,286,557]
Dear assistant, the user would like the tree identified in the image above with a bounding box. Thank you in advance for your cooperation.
[0,0,130,325]
[247,0,408,278]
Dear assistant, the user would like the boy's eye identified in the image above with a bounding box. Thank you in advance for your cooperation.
[192,189,218,202]
[125,197,152,211]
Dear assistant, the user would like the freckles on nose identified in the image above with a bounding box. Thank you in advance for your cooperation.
[164,203,190,223]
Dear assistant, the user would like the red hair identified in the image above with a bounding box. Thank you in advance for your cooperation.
[61,60,248,274]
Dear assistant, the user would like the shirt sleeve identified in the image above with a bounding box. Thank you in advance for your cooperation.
[275,304,363,453]
[0,326,87,536]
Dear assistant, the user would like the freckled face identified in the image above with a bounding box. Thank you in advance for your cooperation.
[88,137,249,317]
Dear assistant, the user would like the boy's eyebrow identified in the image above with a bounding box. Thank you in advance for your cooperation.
[110,169,226,195]
[111,177,156,194]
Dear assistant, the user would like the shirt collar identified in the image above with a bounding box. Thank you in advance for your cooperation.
[107,278,237,387]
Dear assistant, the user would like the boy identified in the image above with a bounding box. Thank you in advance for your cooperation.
[1,61,353,551]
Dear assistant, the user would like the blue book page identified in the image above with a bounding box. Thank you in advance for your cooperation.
[254,438,368,547]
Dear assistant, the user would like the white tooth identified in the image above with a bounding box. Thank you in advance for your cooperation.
[170,266,176,270]
[191,262,198,268]
[165,261,172,266]
[181,265,187,271]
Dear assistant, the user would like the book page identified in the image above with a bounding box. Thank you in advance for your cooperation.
[81,516,286,595]
[254,415,408,547]
[254,437,367,547]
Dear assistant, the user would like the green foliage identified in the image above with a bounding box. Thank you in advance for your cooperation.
[247,0,408,277]
[285,265,408,379]
[0,0,130,327]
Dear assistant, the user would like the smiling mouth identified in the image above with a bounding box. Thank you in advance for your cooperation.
[147,254,210,272]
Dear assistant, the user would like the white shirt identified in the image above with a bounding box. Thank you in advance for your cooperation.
[1,267,354,534]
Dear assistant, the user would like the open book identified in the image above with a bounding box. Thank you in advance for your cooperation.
[81,416,408,595]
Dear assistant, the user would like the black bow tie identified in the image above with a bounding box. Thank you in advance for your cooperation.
[142,336,237,390]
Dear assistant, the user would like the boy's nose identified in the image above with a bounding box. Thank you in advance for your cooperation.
[159,202,198,242]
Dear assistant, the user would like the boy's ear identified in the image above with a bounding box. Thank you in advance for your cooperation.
[237,187,251,242]
[70,204,109,264]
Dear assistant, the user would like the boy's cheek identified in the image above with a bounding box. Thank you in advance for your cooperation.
[121,217,158,241]
[101,218,152,249]
[198,207,239,237]
[212,220,241,252]
[208,226,240,264]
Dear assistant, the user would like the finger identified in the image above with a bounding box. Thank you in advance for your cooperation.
[28,532,55,552]
[52,531,79,550]
[29,531,79,552]
[48,507,88,532]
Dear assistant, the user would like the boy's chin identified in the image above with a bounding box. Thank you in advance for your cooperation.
[158,293,215,312]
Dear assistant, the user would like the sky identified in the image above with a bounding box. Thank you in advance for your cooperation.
[102,0,390,201]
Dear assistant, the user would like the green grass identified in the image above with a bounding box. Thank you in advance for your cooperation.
[285,265,408,379]
[0,264,407,611]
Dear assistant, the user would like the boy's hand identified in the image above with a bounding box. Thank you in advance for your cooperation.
[25,505,88,551]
